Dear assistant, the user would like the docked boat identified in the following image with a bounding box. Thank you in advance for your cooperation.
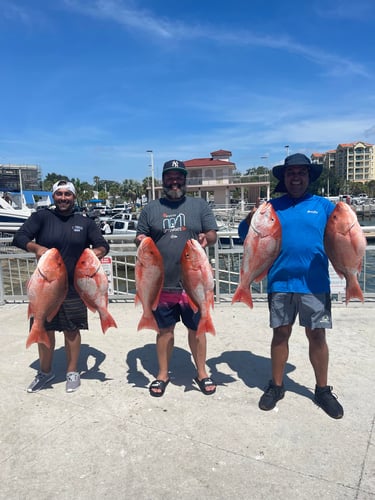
[361,225,375,242]
[0,196,32,234]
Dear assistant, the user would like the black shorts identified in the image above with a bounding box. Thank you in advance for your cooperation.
[153,290,200,331]
[30,288,88,333]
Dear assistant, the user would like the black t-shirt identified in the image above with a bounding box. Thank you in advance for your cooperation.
[13,208,110,284]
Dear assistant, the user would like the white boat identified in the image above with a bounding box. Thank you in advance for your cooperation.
[0,196,32,234]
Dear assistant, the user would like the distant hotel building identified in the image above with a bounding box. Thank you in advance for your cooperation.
[311,141,375,183]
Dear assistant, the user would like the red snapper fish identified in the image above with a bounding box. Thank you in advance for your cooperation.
[180,239,216,336]
[324,201,367,304]
[27,248,68,348]
[135,237,164,332]
[74,249,117,333]
[232,202,282,309]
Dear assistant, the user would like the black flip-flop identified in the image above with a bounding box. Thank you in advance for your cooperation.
[194,377,216,395]
[149,379,170,397]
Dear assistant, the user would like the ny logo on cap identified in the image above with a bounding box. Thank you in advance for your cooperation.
[171,160,179,168]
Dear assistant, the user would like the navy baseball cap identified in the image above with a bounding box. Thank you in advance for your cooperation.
[162,160,187,176]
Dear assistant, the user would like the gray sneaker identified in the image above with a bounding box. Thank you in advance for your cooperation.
[27,371,55,393]
[66,372,80,393]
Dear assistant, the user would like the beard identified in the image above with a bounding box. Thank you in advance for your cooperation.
[163,184,186,200]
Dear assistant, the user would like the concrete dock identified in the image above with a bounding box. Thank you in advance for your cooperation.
[0,301,374,499]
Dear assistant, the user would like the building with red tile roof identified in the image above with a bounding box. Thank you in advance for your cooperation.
[154,149,270,207]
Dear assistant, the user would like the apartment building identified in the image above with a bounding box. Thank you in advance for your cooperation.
[312,142,375,183]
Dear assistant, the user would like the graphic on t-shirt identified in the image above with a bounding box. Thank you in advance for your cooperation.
[162,212,186,232]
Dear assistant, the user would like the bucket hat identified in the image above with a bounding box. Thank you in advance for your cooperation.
[162,160,187,176]
[272,153,323,193]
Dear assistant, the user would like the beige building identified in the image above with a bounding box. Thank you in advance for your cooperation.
[312,142,375,184]
[155,149,270,208]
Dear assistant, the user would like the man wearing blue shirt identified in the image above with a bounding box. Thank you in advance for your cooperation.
[239,153,343,419]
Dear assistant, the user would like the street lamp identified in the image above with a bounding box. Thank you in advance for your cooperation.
[285,145,290,157]
[146,150,155,200]
[260,154,269,166]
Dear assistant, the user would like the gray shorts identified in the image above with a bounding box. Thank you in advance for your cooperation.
[268,293,332,330]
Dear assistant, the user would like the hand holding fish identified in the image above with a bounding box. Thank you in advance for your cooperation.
[135,236,164,332]
[74,248,117,333]
[324,201,367,304]
[180,239,216,336]
[232,202,282,309]
[26,248,68,348]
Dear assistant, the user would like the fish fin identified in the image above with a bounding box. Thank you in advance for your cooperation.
[253,270,268,283]
[231,286,253,309]
[329,262,345,280]
[99,311,118,333]
[185,293,199,313]
[345,276,364,304]
[80,299,97,314]
[45,305,64,323]
[151,287,163,311]
[137,314,159,333]
[26,324,51,349]
[210,294,215,310]
[196,314,216,336]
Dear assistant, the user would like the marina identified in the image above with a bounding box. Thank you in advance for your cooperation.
[0,196,33,234]
[1,231,375,304]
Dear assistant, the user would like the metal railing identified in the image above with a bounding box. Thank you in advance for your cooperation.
[1,234,374,305]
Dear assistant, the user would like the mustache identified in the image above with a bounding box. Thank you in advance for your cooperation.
[163,185,186,199]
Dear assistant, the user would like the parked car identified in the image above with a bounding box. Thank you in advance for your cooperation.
[109,212,138,228]
[112,203,132,214]
[111,220,137,235]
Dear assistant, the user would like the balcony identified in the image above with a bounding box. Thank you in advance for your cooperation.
[185,173,270,187]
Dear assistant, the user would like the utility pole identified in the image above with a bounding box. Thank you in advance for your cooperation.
[146,150,155,200]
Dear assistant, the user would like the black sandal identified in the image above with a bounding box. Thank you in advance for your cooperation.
[194,377,216,395]
[149,379,170,397]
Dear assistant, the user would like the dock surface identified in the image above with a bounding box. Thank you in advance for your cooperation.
[1,301,374,499]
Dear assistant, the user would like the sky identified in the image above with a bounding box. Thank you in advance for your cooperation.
[1,0,375,184]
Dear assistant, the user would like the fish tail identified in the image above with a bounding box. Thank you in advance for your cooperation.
[137,314,159,333]
[26,324,51,349]
[345,277,364,304]
[100,311,118,333]
[231,286,253,309]
[196,314,216,336]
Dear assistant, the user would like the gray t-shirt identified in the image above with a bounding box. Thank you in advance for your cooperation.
[136,196,218,291]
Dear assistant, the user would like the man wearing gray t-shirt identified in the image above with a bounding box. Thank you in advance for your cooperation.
[135,159,218,397]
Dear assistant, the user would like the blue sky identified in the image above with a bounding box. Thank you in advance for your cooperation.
[1,0,375,184]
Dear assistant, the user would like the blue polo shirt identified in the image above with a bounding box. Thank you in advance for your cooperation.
[237,194,335,294]
[268,194,335,293]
